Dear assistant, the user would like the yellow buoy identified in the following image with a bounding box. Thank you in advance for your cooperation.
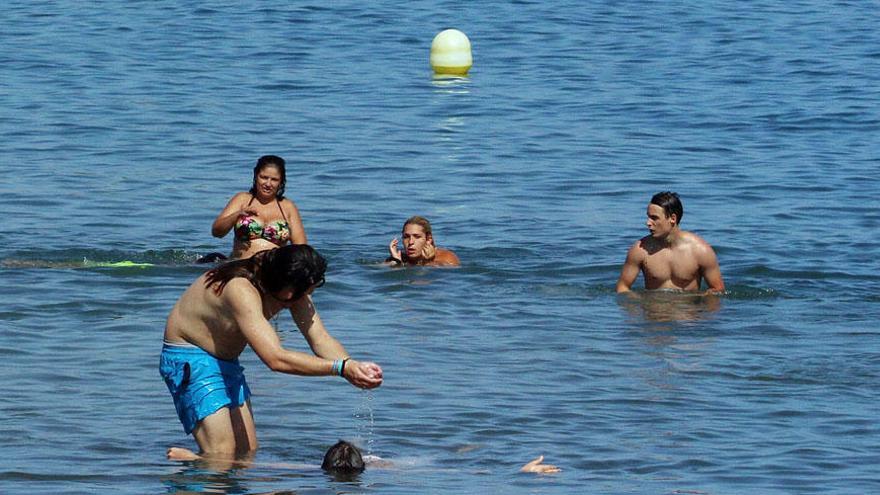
[430,29,472,76]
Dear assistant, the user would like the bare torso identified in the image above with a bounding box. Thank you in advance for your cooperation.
[163,274,282,360]
[617,230,724,293]
[639,234,704,290]
[213,192,307,260]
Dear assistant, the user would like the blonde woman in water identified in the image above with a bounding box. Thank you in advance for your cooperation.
[387,216,460,267]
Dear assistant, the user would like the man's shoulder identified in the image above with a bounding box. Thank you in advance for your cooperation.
[676,231,720,264]
[632,236,657,254]
[679,230,715,249]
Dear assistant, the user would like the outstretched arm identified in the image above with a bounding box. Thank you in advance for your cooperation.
[226,280,345,376]
[289,295,383,389]
[288,295,347,358]
[616,243,644,293]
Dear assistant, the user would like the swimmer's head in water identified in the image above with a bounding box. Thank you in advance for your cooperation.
[249,155,287,200]
[650,191,683,225]
[401,216,436,262]
[205,244,326,302]
[322,440,365,475]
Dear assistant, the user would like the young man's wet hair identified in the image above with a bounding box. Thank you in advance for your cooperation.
[204,244,326,301]
[650,191,683,224]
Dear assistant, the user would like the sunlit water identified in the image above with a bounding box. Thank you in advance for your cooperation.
[1,1,878,494]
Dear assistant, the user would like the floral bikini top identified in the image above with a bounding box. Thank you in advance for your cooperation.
[233,196,291,246]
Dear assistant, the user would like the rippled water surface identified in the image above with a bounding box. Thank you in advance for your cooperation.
[1,1,878,494]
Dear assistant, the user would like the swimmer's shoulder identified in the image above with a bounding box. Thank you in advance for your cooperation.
[628,236,653,258]
[678,230,716,253]
[433,248,460,266]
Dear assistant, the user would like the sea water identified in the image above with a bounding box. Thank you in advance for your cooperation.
[1,1,878,494]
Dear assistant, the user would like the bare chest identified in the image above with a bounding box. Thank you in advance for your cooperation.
[641,248,702,290]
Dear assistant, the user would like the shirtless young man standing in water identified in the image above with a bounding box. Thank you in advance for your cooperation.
[161,245,382,458]
[616,192,724,294]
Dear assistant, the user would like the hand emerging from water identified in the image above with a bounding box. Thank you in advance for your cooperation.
[343,359,383,389]
[521,455,561,474]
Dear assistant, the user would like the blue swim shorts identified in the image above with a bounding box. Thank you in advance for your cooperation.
[159,343,251,435]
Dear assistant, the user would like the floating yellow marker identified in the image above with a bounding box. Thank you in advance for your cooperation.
[430,29,472,76]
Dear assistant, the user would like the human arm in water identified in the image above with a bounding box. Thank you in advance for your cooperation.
[170,446,560,475]
[224,279,382,388]
[520,455,561,473]
[616,241,645,293]
[696,240,724,294]
[212,192,259,238]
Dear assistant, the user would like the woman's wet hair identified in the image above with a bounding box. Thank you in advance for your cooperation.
[204,244,326,301]
[250,154,287,200]
[402,215,432,238]
[321,440,365,474]
[650,191,683,224]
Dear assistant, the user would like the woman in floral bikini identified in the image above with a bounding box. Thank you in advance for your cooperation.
[209,155,308,260]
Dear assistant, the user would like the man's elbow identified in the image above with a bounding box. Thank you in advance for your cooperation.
[261,354,289,373]
[705,277,725,293]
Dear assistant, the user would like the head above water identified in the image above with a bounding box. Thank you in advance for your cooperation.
[650,191,683,225]
[205,244,327,302]
[249,155,287,200]
[322,440,365,474]
[401,216,436,263]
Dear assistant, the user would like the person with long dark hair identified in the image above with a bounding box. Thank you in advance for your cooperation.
[210,155,308,260]
[160,244,383,458]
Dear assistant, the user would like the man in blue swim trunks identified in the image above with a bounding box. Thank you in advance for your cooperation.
[160,244,383,458]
